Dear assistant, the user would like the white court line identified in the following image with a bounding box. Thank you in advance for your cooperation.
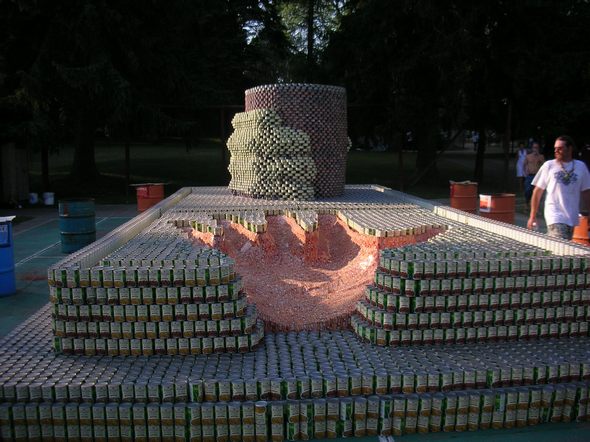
[15,217,110,267]
[13,216,130,237]
[13,218,56,237]
[15,241,62,267]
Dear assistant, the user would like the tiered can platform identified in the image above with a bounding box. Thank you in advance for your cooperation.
[1,185,589,441]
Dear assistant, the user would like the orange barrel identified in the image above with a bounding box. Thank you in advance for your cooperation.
[479,193,516,224]
[132,183,165,212]
[573,214,590,245]
[449,181,478,213]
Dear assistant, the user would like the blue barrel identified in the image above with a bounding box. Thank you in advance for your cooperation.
[0,217,16,297]
[59,199,96,253]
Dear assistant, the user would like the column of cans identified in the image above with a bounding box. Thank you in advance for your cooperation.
[245,84,348,198]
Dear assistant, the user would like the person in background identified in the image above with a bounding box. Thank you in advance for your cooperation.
[472,131,479,151]
[523,141,545,211]
[527,135,590,239]
[579,142,590,172]
[516,142,527,192]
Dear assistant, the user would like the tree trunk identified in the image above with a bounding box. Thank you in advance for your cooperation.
[70,115,99,181]
[306,0,315,81]
[41,144,49,190]
[414,120,439,183]
[398,131,405,191]
[125,140,131,203]
[502,101,512,191]
[407,130,463,188]
[473,128,487,184]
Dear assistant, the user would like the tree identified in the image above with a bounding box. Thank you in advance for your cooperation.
[460,0,590,183]
[277,0,350,81]
[2,0,251,182]
[322,0,469,183]
[242,0,293,84]
[322,0,590,188]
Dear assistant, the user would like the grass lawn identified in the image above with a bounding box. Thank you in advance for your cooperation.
[27,139,522,203]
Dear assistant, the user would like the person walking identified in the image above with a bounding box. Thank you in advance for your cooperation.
[516,142,528,192]
[527,135,590,239]
[472,131,479,151]
[523,141,545,211]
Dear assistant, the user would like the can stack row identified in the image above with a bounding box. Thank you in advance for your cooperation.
[2,382,590,441]
[5,310,590,404]
[352,226,590,346]
[285,210,318,233]
[181,185,419,210]
[166,210,268,235]
[47,219,265,356]
[167,213,223,236]
[164,205,448,241]
[3,185,590,439]
[165,205,448,242]
[227,109,316,200]
[244,84,349,198]
[337,208,448,237]
[3,305,590,438]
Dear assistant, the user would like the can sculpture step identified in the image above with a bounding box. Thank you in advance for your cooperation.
[3,186,589,441]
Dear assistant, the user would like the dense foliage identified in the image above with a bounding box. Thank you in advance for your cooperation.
[1,0,589,184]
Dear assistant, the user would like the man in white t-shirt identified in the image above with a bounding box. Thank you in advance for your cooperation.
[527,135,590,240]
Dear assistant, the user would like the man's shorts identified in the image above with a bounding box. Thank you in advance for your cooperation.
[547,223,574,240]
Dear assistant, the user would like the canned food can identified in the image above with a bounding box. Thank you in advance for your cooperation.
[233,402,252,428]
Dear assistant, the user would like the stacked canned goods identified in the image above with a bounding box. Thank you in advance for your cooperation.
[5,311,590,406]
[352,226,590,346]
[337,208,448,237]
[285,210,319,233]
[244,84,349,198]
[177,185,423,212]
[227,109,316,200]
[169,204,448,239]
[48,219,264,357]
[168,212,224,236]
[4,185,590,440]
[166,187,451,240]
[3,305,590,439]
[221,211,268,234]
[171,186,455,238]
[1,385,589,440]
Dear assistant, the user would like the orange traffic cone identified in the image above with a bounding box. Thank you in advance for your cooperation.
[573,214,590,245]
